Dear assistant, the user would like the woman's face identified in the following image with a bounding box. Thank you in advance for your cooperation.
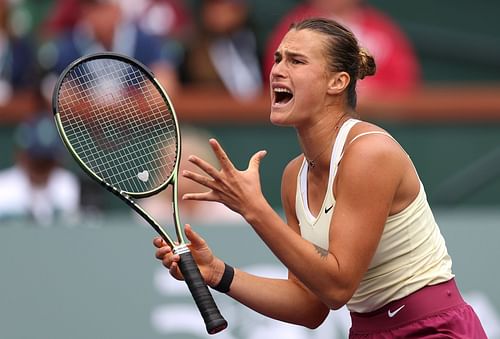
[269,29,333,127]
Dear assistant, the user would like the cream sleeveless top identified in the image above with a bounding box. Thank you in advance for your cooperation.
[295,119,454,313]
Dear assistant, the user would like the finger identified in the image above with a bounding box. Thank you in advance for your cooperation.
[249,150,267,171]
[155,245,172,260]
[182,170,218,190]
[184,224,208,250]
[187,155,222,179]
[153,236,167,248]
[161,252,180,268]
[209,138,236,171]
[182,191,217,202]
[169,262,183,280]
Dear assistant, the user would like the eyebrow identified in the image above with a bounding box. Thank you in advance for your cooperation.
[274,50,307,60]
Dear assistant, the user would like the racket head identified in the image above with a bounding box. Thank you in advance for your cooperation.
[52,52,181,198]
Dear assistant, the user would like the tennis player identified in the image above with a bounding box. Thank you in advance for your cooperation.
[154,18,486,338]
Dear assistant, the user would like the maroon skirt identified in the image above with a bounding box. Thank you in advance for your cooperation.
[349,279,487,338]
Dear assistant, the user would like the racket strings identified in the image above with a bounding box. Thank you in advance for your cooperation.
[57,58,178,194]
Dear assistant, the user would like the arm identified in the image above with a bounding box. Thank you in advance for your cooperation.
[181,137,406,309]
[154,224,329,328]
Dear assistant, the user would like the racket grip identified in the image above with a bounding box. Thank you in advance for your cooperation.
[177,250,228,334]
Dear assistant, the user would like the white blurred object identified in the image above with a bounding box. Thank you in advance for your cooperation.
[464,291,500,339]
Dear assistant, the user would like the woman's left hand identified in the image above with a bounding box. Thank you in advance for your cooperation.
[181,138,267,220]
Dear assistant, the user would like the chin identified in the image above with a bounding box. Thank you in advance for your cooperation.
[270,110,290,126]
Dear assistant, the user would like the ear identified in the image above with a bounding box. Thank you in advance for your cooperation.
[327,71,350,95]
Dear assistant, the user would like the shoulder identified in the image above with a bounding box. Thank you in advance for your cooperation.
[347,121,400,152]
[340,120,409,178]
[0,166,24,182]
[50,168,80,187]
[280,154,303,214]
[0,167,27,196]
[282,154,304,185]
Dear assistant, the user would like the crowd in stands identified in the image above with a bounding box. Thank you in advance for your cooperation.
[0,0,421,223]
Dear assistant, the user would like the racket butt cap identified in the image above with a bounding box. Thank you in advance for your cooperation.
[207,318,228,335]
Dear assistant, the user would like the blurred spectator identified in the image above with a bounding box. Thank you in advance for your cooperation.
[43,0,191,68]
[180,0,263,100]
[38,0,180,103]
[263,0,421,97]
[0,115,80,225]
[120,0,194,70]
[41,0,81,36]
[0,0,39,122]
[139,125,243,225]
[119,0,193,42]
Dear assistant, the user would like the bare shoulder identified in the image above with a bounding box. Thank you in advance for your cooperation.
[349,120,393,139]
[338,120,410,183]
[281,155,303,227]
[344,120,405,161]
[282,154,304,182]
[281,154,304,200]
[337,120,420,216]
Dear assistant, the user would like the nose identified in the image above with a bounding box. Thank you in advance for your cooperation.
[270,60,285,82]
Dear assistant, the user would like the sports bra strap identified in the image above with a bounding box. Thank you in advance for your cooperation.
[339,130,419,178]
[349,131,394,145]
[339,131,395,161]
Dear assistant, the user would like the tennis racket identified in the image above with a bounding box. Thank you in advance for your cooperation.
[52,52,227,334]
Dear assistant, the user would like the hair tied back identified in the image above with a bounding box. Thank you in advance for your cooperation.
[358,48,376,80]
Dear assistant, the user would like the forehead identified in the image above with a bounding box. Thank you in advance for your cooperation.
[277,29,327,57]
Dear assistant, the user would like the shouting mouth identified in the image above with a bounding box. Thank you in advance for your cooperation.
[273,87,294,107]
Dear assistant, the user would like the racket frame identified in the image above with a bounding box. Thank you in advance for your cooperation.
[52,52,184,247]
[52,52,227,334]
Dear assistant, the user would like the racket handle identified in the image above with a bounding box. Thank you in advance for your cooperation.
[177,250,228,334]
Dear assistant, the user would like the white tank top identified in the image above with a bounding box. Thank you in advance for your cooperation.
[295,119,454,312]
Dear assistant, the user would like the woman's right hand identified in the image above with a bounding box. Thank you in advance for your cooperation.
[153,224,225,287]
[181,138,268,222]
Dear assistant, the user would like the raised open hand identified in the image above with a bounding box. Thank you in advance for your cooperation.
[181,138,268,220]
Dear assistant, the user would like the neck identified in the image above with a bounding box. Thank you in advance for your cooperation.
[298,112,348,170]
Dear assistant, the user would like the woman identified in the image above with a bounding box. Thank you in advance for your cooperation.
[154,18,486,337]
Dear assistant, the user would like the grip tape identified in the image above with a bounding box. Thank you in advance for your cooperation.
[178,251,228,334]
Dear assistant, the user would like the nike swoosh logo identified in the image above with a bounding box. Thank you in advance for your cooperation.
[324,205,333,214]
[387,305,405,318]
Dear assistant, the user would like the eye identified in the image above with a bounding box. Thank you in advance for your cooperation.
[291,58,303,65]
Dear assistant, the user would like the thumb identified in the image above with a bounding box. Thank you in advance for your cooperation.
[184,224,208,250]
[249,150,267,171]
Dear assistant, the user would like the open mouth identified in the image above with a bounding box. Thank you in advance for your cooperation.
[274,87,294,105]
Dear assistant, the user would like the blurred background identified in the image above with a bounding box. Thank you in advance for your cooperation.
[0,0,499,338]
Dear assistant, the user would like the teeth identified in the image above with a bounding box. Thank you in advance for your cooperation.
[274,88,292,94]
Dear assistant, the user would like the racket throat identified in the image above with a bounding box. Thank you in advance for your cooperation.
[173,244,190,255]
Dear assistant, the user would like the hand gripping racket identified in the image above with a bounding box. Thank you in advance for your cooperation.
[52,52,227,334]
